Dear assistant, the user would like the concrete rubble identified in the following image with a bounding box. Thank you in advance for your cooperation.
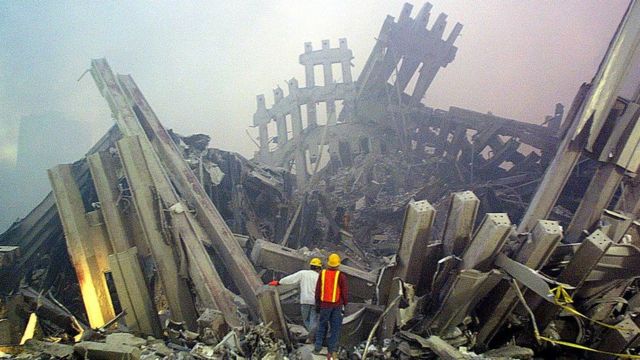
[2,1,640,359]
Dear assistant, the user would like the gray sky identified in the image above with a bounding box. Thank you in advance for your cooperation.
[0,1,629,164]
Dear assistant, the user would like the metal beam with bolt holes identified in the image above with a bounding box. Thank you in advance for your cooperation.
[461,213,512,271]
[380,200,436,339]
[475,221,563,346]
[442,191,479,257]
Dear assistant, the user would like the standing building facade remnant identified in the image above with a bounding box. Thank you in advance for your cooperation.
[253,39,356,187]
[251,3,563,192]
[356,2,462,107]
[253,3,463,188]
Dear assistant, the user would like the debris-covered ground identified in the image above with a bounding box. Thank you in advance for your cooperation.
[3,2,640,360]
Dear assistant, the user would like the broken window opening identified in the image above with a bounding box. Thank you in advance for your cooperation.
[314,65,324,87]
[331,63,342,84]
[300,104,309,130]
[285,114,294,140]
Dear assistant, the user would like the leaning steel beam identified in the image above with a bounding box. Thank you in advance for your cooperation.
[573,1,640,152]
[514,220,564,267]
[90,59,245,325]
[461,213,512,271]
[114,70,263,313]
[557,229,613,288]
[256,287,291,346]
[356,16,394,97]
[85,210,113,293]
[592,316,640,360]
[87,151,132,253]
[117,136,199,329]
[428,269,502,335]
[565,163,625,242]
[476,221,562,345]
[521,2,640,232]
[442,191,479,257]
[118,136,241,328]
[88,151,161,336]
[517,85,589,232]
[566,101,640,242]
[394,200,436,287]
[532,230,612,330]
[600,210,634,243]
[88,149,150,255]
[583,243,640,284]
[48,164,115,328]
[108,247,161,337]
[381,200,436,338]
[0,125,121,278]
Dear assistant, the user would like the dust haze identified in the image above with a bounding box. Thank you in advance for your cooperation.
[0,1,628,230]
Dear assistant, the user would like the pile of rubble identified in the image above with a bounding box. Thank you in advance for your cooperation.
[13,320,288,360]
[3,1,640,359]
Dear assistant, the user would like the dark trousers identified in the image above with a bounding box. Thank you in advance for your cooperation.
[314,306,343,353]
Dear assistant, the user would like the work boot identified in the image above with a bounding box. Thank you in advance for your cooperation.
[312,347,323,355]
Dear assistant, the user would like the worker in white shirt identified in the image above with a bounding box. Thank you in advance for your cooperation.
[269,258,323,339]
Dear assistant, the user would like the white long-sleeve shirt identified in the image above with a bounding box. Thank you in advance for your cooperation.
[279,269,319,305]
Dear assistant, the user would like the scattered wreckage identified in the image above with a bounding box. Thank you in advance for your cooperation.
[2,1,640,359]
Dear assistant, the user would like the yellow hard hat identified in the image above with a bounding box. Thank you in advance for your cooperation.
[309,257,322,267]
[327,253,341,268]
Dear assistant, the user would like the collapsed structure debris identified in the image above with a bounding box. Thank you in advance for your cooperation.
[2,1,640,359]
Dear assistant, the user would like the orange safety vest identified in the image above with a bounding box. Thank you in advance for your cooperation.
[320,269,341,303]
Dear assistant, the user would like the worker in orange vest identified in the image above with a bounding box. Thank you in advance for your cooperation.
[314,253,348,358]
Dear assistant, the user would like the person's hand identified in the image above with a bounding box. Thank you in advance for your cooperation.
[268,280,279,286]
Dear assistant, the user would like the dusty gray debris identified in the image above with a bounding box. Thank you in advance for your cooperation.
[74,341,142,360]
[105,332,147,347]
[482,344,534,359]
[196,308,228,344]
[24,339,74,358]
